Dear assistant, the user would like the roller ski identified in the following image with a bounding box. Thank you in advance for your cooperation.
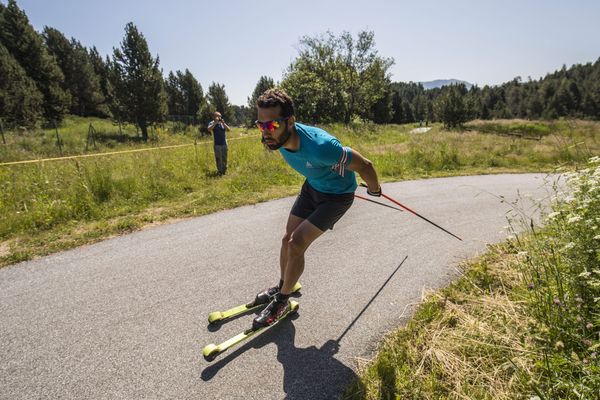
[203,296,299,362]
[207,281,301,325]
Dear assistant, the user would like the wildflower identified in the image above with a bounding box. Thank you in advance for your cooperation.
[553,298,562,306]
[591,352,597,359]
[576,316,582,322]
[594,235,600,240]
[547,211,560,220]
[562,242,576,251]
[568,215,582,224]
[579,270,591,278]
[586,323,593,329]
[555,341,564,350]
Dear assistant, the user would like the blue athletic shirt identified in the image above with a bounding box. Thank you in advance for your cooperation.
[279,123,356,194]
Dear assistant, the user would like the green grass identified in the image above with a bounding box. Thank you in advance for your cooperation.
[342,158,600,400]
[0,115,251,163]
[1,118,599,267]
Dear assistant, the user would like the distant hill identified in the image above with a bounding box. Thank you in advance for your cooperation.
[420,79,473,90]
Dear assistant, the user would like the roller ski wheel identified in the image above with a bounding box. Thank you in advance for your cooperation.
[202,300,299,362]
[202,343,220,362]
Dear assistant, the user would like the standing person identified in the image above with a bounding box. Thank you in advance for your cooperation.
[207,111,231,175]
[251,88,381,329]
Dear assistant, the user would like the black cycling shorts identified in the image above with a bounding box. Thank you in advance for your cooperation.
[290,181,355,231]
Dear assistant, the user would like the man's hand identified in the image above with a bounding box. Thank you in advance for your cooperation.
[367,185,382,197]
[360,182,381,197]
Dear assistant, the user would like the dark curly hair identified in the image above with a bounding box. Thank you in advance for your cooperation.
[256,88,295,118]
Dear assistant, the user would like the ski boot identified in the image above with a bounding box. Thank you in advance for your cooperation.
[252,295,293,330]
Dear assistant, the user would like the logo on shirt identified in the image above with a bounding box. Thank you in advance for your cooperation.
[305,161,314,168]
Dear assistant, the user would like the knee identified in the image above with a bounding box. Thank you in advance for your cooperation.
[286,233,307,255]
[281,232,292,247]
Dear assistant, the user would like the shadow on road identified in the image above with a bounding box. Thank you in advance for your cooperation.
[201,315,361,400]
[277,324,361,400]
[201,258,408,398]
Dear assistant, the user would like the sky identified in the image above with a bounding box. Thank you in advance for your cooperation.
[9,0,600,106]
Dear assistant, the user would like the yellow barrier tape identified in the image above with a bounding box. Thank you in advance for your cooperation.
[0,134,258,167]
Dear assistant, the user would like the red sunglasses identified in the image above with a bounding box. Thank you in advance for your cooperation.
[255,117,289,132]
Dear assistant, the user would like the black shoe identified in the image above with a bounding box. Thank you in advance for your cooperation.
[252,297,291,330]
[251,286,279,307]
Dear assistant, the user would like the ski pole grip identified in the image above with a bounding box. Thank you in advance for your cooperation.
[360,182,381,197]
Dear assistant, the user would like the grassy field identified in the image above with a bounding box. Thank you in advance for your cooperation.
[342,158,600,399]
[0,118,598,267]
[0,115,227,162]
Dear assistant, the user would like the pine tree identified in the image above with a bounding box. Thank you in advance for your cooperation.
[0,42,43,127]
[165,71,185,115]
[205,82,232,122]
[88,47,112,117]
[165,69,204,123]
[0,0,70,123]
[179,69,204,117]
[43,27,104,116]
[434,85,468,128]
[247,76,275,126]
[110,22,167,141]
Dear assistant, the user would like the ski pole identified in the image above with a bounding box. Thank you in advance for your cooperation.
[360,183,463,241]
[354,194,403,212]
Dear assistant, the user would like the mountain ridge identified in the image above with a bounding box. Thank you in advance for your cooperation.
[420,79,473,90]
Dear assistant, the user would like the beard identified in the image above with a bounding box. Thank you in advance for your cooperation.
[261,122,291,150]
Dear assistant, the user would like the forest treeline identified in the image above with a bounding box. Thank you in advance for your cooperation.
[1,0,599,138]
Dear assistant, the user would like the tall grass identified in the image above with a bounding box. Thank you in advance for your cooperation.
[0,136,298,239]
[508,158,600,398]
[342,158,600,399]
[0,115,225,163]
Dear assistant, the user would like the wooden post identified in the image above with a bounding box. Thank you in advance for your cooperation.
[0,119,5,145]
[54,120,63,153]
[86,122,97,151]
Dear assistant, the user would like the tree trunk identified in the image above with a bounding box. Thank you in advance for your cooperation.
[139,121,148,141]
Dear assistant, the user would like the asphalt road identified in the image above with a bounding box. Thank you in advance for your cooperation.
[0,173,558,400]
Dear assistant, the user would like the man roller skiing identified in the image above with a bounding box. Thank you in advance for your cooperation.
[251,88,382,330]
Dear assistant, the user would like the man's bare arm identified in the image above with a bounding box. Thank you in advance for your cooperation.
[347,149,380,194]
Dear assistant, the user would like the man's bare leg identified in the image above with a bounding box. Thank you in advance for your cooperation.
[280,214,305,281]
[280,219,324,295]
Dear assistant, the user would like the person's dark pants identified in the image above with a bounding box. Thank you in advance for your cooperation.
[214,144,228,174]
